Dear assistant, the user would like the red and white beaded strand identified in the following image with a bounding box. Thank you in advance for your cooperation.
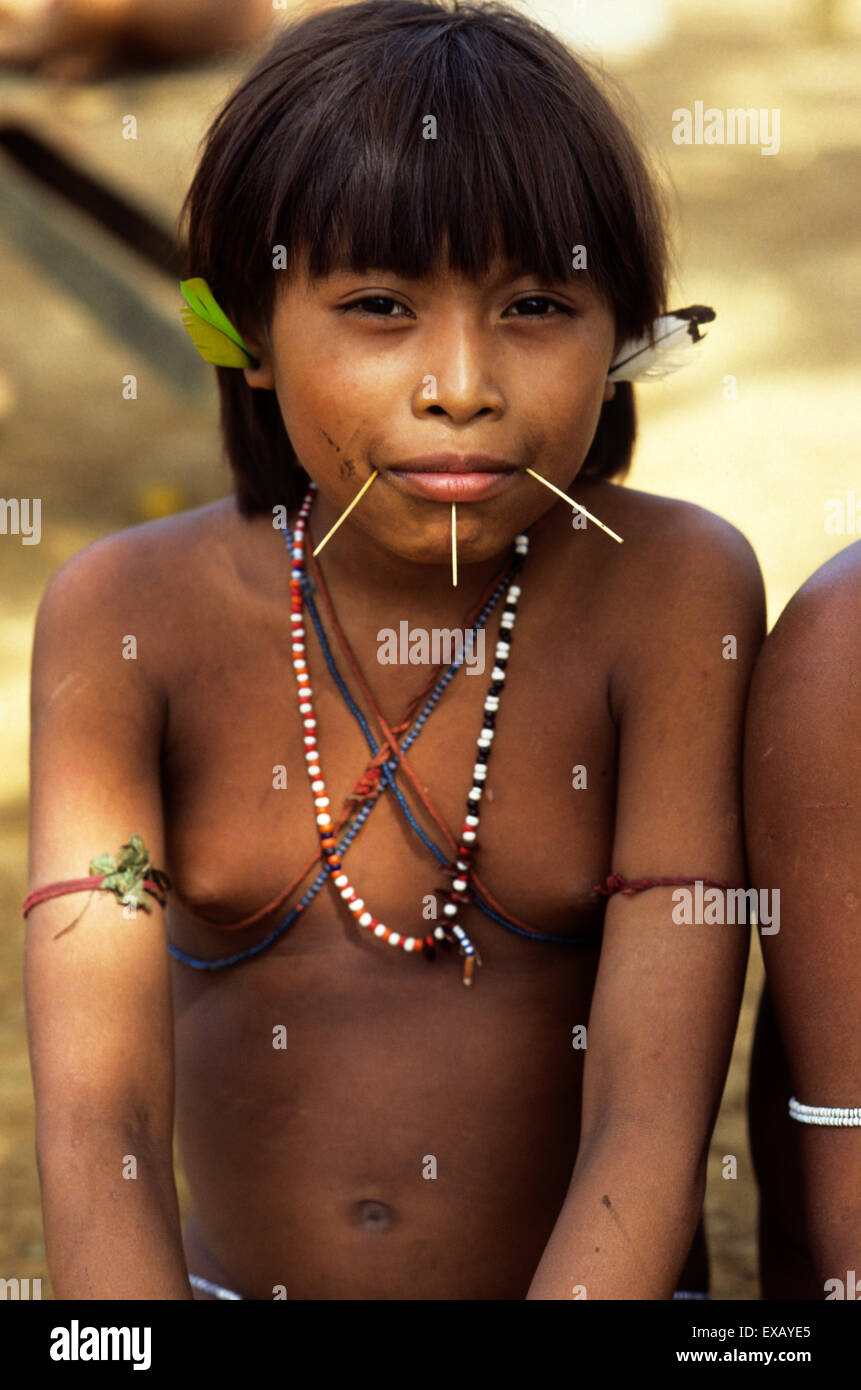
[289,483,529,986]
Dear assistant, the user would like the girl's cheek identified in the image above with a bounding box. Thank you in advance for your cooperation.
[526,373,599,438]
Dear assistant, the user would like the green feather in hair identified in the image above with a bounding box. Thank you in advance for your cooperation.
[179,278,260,369]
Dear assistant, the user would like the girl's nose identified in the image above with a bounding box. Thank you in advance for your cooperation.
[414,328,505,424]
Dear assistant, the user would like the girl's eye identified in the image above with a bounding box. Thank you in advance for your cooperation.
[339,294,573,321]
[341,296,414,319]
[504,296,573,319]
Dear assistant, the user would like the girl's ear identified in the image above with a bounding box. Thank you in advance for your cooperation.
[603,378,616,403]
[241,334,275,390]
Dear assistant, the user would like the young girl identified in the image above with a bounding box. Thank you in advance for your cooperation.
[745,539,861,1300]
[24,0,764,1300]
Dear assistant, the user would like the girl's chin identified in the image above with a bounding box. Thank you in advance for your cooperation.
[365,525,519,570]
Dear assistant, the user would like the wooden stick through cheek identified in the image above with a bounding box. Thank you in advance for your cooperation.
[311,470,379,557]
[524,467,624,543]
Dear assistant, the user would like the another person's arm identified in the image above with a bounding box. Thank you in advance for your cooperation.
[744,550,861,1290]
[25,536,192,1299]
[527,507,765,1299]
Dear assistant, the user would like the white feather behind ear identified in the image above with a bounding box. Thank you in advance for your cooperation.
[608,305,715,383]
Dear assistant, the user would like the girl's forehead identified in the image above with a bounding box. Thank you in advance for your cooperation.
[297,255,592,293]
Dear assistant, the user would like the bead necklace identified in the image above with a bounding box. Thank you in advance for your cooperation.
[290,482,529,986]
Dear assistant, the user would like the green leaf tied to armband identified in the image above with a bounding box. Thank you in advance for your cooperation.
[90,834,171,912]
[53,835,171,938]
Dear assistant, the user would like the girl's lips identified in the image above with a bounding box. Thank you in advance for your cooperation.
[385,469,518,501]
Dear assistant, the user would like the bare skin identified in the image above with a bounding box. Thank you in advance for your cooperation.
[745,540,861,1300]
[26,257,764,1299]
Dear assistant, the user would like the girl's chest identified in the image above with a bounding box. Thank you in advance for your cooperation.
[160,551,620,961]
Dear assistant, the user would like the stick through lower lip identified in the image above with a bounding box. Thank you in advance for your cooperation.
[312,470,379,557]
[524,467,624,543]
[451,503,458,587]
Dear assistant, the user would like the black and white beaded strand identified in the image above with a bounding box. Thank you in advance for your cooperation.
[434,533,528,983]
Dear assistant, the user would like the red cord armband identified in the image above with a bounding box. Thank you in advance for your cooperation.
[22,875,170,918]
[22,835,171,923]
[595,873,747,897]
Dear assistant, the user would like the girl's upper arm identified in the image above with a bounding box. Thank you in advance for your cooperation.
[743,566,861,1255]
[25,536,175,1146]
[580,507,766,1163]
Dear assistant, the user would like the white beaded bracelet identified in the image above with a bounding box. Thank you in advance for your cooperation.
[788,1097,861,1127]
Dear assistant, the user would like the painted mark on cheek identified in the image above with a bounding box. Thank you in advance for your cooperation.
[320,426,356,479]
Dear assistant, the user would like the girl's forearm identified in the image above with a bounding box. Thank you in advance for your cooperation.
[38,1125,192,1300]
[526,1129,706,1301]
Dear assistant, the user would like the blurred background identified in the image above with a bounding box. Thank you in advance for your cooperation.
[1,0,859,1299]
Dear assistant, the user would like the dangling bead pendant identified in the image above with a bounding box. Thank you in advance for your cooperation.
[287,484,529,985]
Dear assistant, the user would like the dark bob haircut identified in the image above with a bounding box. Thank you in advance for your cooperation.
[181,0,671,516]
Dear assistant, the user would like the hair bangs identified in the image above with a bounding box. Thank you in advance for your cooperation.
[181,1,671,514]
[262,19,626,316]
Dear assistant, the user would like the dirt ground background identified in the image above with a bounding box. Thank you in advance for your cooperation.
[2,0,860,1298]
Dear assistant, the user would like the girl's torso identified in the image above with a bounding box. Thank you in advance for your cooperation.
[159,479,657,1298]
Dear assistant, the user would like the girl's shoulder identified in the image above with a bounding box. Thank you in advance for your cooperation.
[574,478,763,614]
[41,497,257,612]
[586,478,758,554]
[541,480,765,719]
[34,498,264,685]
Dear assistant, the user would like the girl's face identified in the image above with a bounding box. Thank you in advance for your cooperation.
[243,253,617,570]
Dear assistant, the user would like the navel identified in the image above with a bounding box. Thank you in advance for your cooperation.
[350,1199,395,1233]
